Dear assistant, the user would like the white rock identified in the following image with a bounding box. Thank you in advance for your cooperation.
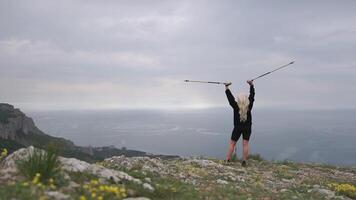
[217,179,229,185]
[143,183,155,191]
[60,157,142,184]
[2,146,36,173]
[144,177,151,183]
[1,147,143,185]
[59,157,91,172]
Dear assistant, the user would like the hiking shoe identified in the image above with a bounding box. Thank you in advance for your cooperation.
[241,160,247,167]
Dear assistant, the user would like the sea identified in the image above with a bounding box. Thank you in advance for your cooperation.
[29,108,356,166]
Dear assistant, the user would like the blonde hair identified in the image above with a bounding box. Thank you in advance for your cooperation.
[236,93,250,122]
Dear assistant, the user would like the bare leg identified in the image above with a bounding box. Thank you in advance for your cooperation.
[242,139,249,161]
[226,140,237,161]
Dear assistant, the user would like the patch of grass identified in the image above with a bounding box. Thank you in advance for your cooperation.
[249,154,264,161]
[274,166,294,180]
[125,169,155,180]
[67,171,99,184]
[0,182,42,200]
[102,164,198,199]
[118,169,199,200]
[124,177,198,200]
[277,187,326,200]
[199,183,244,199]
[16,145,61,184]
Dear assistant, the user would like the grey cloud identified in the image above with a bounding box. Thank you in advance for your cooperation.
[0,0,356,110]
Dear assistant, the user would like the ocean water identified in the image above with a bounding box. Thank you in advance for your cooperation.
[29,108,356,166]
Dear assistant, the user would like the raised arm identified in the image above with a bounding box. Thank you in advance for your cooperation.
[247,80,255,110]
[224,83,238,109]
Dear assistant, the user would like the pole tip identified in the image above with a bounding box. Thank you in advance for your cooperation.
[290,61,295,64]
[184,80,189,82]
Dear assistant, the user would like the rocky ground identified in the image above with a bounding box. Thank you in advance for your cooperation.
[0,146,355,200]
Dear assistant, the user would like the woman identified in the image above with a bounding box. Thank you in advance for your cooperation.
[224,80,255,167]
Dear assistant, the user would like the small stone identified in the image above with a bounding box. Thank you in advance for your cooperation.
[217,179,229,185]
[143,183,155,191]
[317,189,335,198]
[144,177,151,183]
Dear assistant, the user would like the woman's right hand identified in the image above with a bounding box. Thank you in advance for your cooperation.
[224,82,232,89]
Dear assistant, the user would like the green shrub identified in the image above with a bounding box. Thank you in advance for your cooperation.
[16,145,61,184]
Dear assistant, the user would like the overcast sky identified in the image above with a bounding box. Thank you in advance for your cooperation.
[1,0,356,110]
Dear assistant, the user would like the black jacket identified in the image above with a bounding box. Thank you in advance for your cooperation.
[225,85,255,127]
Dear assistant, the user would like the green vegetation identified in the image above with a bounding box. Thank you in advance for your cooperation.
[0,182,40,200]
[16,145,61,184]
[124,172,199,200]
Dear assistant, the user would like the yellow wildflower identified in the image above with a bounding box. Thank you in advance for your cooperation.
[329,183,356,199]
[90,180,99,185]
[32,173,41,184]
[1,149,8,157]
[22,182,29,187]
[39,196,47,200]
[99,185,105,191]
[79,195,87,200]
[50,183,56,190]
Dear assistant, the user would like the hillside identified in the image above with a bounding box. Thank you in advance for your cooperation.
[0,103,177,162]
[0,146,355,200]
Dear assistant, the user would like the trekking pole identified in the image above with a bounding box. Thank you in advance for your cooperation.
[184,80,231,85]
[251,61,295,81]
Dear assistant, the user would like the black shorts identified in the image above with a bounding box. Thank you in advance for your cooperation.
[231,126,252,141]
